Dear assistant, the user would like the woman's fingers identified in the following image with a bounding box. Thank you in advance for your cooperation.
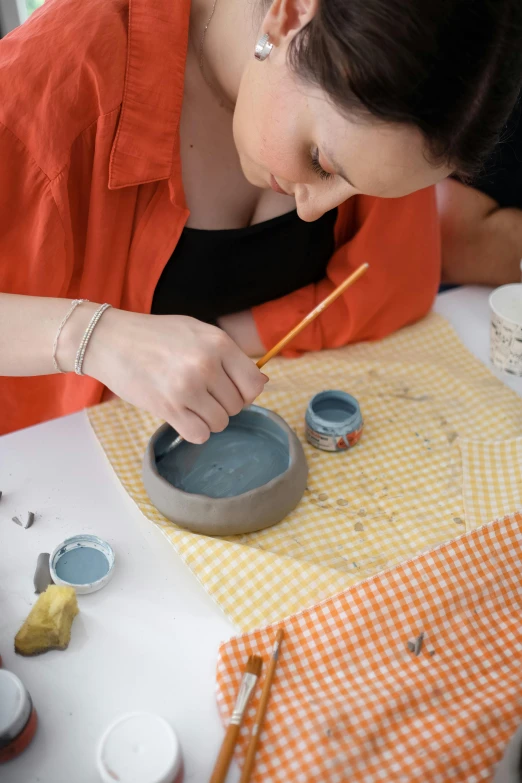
[187,391,230,435]
[165,390,235,444]
[171,355,267,443]
[222,350,266,405]
[208,371,244,417]
[165,407,210,445]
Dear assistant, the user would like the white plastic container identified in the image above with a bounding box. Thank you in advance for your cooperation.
[97,712,183,783]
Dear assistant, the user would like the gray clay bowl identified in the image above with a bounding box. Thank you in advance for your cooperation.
[142,405,308,537]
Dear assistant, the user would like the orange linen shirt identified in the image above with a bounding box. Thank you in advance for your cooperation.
[0,0,441,436]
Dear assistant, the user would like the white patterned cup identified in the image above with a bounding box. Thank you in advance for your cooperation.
[490,284,522,376]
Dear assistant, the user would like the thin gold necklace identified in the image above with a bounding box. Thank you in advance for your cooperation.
[197,0,235,112]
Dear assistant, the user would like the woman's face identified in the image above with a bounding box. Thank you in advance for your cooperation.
[233,41,453,222]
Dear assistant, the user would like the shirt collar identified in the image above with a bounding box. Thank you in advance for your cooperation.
[108,0,190,190]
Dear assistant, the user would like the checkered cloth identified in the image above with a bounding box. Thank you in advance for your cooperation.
[460,438,522,527]
[216,512,522,783]
[87,312,522,630]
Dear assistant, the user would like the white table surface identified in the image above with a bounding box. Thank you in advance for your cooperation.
[434,285,522,396]
[1,285,520,783]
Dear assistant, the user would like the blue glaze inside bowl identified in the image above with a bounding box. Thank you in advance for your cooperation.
[154,408,290,499]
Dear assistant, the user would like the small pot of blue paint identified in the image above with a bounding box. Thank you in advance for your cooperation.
[305,390,363,452]
[50,535,115,595]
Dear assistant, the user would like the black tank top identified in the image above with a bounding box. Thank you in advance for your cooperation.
[151,208,337,322]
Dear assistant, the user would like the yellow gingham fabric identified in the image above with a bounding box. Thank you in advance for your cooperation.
[460,437,522,528]
[87,312,522,631]
[216,512,522,783]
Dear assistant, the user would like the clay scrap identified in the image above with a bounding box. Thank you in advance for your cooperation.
[33,553,53,594]
[15,585,79,656]
[406,632,425,657]
[12,512,35,529]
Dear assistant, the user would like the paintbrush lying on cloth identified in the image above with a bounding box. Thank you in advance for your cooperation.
[158,262,369,461]
[209,654,263,783]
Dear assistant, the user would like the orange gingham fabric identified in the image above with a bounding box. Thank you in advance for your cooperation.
[216,512,522,783]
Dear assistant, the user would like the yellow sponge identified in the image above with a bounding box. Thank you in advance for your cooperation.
[15,585,79,656]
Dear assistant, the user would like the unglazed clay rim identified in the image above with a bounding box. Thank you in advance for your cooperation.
[147,407,302,507]
[142,404,308,536]
[50,534,115,595]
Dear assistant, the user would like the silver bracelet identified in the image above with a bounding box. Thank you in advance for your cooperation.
[74,303,112,376]
[52,299,89,373]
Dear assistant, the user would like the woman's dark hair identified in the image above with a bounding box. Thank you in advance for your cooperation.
[288,0,522,177]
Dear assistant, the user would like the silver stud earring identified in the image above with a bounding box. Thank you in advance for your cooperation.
[254,33,273,61]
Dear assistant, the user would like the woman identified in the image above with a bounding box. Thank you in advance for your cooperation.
[0,0,520,440]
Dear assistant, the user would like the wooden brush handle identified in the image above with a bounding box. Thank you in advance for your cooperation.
[238,725,261,783]
[209,722,241,783]
[239,629,285,783]
[256,262,368,369]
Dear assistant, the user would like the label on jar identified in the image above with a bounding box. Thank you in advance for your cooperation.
[306,425,363,452]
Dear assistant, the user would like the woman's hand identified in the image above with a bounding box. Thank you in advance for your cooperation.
[62,308,267,444]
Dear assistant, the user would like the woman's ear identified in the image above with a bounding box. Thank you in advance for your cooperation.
[262,0,319,46]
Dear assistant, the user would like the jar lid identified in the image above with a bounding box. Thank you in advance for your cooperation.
[0,669,32,743]
[97,712,182,783]
[307,390,361,427]
[305,390,363,452]
[50,534,115,595]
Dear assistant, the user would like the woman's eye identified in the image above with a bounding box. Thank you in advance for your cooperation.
[310,148,333,181]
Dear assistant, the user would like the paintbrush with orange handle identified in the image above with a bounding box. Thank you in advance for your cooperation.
[239,629,285,783]
[209,654,263,783]
[255,262,369,368]
[159,262,369,459]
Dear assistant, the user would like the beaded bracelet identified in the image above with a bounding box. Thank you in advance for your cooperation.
[52,299,89,373]
[74,303,112,376]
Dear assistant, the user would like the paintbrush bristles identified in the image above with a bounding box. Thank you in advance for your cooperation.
[246,654,263,677]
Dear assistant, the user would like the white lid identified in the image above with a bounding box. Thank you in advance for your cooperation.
[97,712,182,783]
[0,670,31,741]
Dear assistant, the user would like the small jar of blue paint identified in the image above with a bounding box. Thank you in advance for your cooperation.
[305,390,363,452]
[50,534,115,595]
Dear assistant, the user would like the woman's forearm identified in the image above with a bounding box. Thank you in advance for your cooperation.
[441,207,522,286]
[437,178,522,286]
[218,310,266,357]
[0,293,100,376]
